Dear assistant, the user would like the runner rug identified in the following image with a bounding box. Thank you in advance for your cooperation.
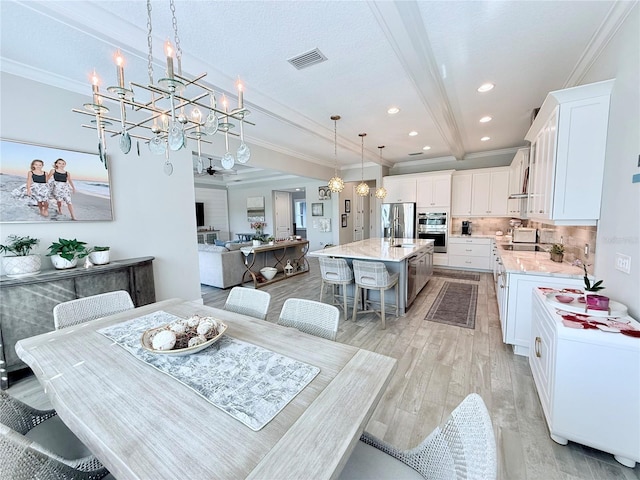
[433,269,481,282]
[98,311,319,431]
[425,281,478,329]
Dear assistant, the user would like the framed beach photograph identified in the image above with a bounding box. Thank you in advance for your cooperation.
[0,139,113,223]
[344,199,351,213]
[341,214,347,228]
[311,203,323,216]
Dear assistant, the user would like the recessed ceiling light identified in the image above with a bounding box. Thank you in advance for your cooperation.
[479,116,492,123]
[422,145,431,150]
[481,136,491,141]
[477,83,495,93]
[409,131,418,137]
[387,107,400,115]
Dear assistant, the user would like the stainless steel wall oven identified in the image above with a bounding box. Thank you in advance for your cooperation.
[417,212,447,253]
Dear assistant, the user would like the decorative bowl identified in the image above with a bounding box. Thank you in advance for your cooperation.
[260,267,277,281]
[141,321,227,356]
[555,295,574,304]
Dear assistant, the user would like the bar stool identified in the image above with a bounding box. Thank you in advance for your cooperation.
[318,257,354,321]
[351,260,399,329]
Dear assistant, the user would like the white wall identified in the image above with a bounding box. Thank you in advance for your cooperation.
[194,186,230,240]
[583,5,639,317]
[1,73,202,302]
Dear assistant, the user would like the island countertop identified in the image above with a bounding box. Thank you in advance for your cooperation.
[310,238,434,262]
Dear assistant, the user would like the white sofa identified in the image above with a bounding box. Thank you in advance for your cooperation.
[198,243,249,289]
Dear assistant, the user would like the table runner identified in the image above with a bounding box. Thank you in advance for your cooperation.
[98,310,320,431]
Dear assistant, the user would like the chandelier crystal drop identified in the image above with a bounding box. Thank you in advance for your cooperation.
[328,115,345,193]
[73,0,253,172]
[375,145,388,199]
[356,132,369,197]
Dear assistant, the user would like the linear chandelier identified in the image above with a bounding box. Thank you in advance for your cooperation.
[356,133,370,197]
[327,115,345,193]
[73,0,252,175]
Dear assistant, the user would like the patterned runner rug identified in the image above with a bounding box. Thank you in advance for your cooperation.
[425,281,478,329]
[98,311,319,431]
[433,269,481,282]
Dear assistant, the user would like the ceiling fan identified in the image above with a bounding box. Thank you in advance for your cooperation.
[194,155,237,176]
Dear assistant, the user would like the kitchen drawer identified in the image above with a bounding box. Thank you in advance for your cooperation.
[448,242,491,257]
[448,255,491,270]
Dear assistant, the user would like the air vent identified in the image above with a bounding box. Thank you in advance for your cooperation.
[287,48,327,70]
[408,152,424,156]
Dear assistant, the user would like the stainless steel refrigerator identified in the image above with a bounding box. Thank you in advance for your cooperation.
[381,203,416,239]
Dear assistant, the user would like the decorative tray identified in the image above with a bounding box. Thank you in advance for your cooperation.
[141,315,227,356]
[545,293,628,318]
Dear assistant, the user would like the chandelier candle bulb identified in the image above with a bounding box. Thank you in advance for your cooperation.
[91,70,100,105]
[165,40,174,78]
[115,51,125,88]
[237,78,244,109]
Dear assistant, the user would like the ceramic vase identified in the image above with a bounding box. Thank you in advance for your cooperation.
[550,252,564,263]
[253,240,261,247]
[50,254,78,270]
[88,250,110,265]
[2,254,41,277]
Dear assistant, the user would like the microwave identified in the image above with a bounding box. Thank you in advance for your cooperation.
[512,227,537,243]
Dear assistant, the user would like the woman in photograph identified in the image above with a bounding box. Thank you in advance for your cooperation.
[26,159,50,217]
[48,158,76,220]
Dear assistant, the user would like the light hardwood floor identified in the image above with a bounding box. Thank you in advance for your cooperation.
[9,257,639,479]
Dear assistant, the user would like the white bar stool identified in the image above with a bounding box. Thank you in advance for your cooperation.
[351,260,399,329]
[318,257,354,321]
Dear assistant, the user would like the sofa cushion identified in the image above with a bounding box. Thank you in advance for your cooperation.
[199,244,229,253]
[214,239,227,247]
[226,242,251,251]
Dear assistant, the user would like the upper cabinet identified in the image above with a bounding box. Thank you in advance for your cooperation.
[417,174,451,208]
[452,168,509,217]
[508,148,530,217]
[451,174,472,216]
[383,176,417,203]
[525,80,613,225]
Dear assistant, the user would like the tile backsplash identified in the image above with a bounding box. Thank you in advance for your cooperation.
[451,217,515,236]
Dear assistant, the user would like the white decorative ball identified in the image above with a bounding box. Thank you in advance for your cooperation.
[152,330,177,351]
[187,315,201,327]
[196,320,214,336]
[169,322,187,334]
[188,335,207,347]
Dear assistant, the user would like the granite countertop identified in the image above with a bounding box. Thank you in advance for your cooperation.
[449,234,500,239]
[495,239,584,279]
[310,238,434,262]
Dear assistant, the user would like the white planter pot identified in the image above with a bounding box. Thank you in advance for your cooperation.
[2,254,41,277]
[88,250,110,265]
[50,254,78,270]
[253,240,261,246]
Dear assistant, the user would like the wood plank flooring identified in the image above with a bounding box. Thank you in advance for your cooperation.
[9,257,640,479]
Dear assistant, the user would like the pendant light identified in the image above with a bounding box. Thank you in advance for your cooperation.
[356,133,370,197]
[327,115,345,193]
[375,145,388,199]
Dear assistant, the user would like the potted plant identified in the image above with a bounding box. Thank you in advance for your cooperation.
[0,235,41,277]
[549,244,564,262]
[87,246,110,265]
[47,238,88,270]
[572,259,607,308]
[267,236,275,246]
[250,221,267,246]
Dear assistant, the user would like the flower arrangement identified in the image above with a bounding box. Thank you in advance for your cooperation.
[250,221,267,242]
[572,259,604,292]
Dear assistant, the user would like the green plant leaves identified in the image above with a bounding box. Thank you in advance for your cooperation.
[46,238,88,261]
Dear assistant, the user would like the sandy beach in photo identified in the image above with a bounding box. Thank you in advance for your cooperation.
[0,173,112,222]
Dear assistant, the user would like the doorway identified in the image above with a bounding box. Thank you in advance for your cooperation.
[273,191,292,239]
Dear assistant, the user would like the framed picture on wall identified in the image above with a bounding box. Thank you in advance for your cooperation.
[344,199,351,213]
[318,186,331,200]
[0,139,113,223]
[311,203,323,216]
[341,214,347,228]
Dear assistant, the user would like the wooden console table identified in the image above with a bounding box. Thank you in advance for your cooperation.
[241,240,309,289]
[0,256,155,389]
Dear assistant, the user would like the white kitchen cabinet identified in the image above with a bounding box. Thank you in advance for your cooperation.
[470,169,509,216]
[383,176,417,203]
[525,80,613,225]
[508,148,529,217]
[502,271,582,356]
[530,289,640,468]
[417,174,451,208]
[451,174,472,216]
[448,237,491,270]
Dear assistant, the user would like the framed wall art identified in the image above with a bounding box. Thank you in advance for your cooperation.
[341,214,347,228]
[311,203,323,216]
[247,196,265,222]
[344,199,351,213]
[318,186,331,200]
[0,139,113,223]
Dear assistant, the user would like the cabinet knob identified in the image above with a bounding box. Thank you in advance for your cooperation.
[535,336,542,358]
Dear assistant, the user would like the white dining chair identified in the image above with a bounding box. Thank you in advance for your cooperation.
[339,393,497,480]
[351,260,399,329]
[223,286,271,320]
[53,290,135,330]
[0,391,111,480]
[277,298,340,341]
[318,256,354,321]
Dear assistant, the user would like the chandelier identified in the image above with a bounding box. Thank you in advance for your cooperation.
[73,0,252,175]
[327,115,345,193]
[375,146,388,199]
[356,133,370,197]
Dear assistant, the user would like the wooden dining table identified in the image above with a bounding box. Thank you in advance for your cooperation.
[15,299,396,480]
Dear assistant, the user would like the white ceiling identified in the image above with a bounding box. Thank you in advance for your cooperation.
[0,0,629,184]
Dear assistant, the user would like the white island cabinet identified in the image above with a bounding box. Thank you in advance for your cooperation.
[530,288,640,468]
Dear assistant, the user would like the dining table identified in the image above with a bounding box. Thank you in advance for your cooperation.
[15,299,396,480]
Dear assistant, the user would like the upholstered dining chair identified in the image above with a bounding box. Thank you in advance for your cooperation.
[339,393,497,480]
[318,256,354,321]
[0,391,110,480]
[53,290,135,330]
[351,260,399,329]
[224,287,271,320]
[277,298,340,341]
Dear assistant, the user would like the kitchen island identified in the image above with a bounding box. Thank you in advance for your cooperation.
[310,238,434,315]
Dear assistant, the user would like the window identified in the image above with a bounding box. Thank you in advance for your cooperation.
[294,200,307,228]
